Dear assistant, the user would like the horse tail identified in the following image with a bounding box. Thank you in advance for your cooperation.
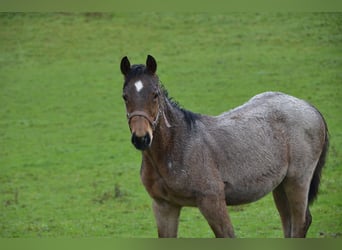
[308,112,329,205]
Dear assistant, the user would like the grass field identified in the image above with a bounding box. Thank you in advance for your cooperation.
[0,13,341,238]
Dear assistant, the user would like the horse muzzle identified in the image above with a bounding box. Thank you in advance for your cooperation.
[128,111,156,151]
[131,132,152,151]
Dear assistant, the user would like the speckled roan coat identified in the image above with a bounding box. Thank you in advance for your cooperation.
[120,55,329,238]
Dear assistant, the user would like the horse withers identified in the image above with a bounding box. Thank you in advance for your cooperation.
[120,55,329,238]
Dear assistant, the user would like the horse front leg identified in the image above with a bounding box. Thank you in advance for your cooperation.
[152,199,181,238]
[197,195,235,238]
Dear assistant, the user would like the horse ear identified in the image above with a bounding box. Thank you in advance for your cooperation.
[146,55,157,74]
[120,56,131,76]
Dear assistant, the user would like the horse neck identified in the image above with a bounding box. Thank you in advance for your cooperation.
[144,97,185,160]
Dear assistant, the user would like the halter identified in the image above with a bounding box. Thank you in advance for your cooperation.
[126,86,172,130]
[127,110,161,131]
[127,109,171,131]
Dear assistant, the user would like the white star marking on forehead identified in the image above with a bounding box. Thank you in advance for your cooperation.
[134,80,144,92]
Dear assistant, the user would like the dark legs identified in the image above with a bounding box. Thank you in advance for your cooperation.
[152,200,181,237]
[152,196,235,238]
[272,180,312,238]
[198,196,235,237]
[273,185,292,237]
[153,178,314,238]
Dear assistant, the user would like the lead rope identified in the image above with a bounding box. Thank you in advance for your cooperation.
[163,111,172,128]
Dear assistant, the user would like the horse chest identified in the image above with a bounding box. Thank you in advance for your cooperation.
[141,162,196,206]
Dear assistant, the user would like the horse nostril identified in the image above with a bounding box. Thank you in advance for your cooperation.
[142,133,151,146]
[131,133,151,151]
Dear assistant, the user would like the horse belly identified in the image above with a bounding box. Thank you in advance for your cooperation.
[212,137,288,205]
[224,164,286,205]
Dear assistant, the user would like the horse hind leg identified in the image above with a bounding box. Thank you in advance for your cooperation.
[282,178,311,238]
[304,207,312,236]
[272,184,292,237]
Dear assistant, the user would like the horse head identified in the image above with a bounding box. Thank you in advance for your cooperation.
[121,55,161,150]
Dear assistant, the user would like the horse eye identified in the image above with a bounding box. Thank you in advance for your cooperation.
[153,92,159,101]
[122,94,128,103]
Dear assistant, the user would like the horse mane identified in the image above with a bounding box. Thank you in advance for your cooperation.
[160,83,201,129]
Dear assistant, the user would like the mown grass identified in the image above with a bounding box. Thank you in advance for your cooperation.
[0,13,341,238]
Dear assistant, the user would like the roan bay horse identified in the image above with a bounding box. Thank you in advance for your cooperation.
[120,55,329,238]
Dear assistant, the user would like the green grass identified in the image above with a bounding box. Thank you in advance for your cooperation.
[0,13,341,238]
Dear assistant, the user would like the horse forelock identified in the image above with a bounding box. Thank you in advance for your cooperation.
[127,64,145,77]
[123,64,158,87]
